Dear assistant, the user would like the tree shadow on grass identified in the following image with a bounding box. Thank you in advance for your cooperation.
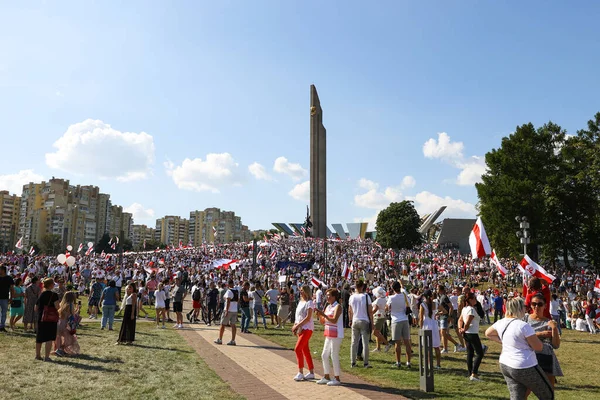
[73,354,124,364]
[130,344,193,353]
[56,359,120,373]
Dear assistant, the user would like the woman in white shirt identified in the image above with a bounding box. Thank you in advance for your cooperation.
[314,288,344,386]
[154,283,166,329]
[291,285,315,381]
[371,287,391,352]
[458,292,485,381]
[485,298,553,400]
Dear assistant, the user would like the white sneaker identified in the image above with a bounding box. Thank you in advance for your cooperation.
[441,349,448,354]
[384,342,393,353]
[371,348,381,353]
[173,324,179,328]
[316,377,330,385]
[294,372,304,381]
[327,379,341,386]
[469,376,482,382]
[304,373,315,380]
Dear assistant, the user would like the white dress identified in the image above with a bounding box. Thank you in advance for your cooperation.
[421,303,441,348]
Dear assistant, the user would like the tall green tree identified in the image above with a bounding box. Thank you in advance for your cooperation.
[375,201,422,250]
[41,234,63,255]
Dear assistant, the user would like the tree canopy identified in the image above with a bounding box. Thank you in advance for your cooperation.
[375,201,422,250]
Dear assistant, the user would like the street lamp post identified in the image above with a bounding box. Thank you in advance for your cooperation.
[515,216,530,256]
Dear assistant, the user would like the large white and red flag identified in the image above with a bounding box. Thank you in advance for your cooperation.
[342,262,351,280]
[469,217,491,259]
[311,276,324,288]
[77,243,83,253]
[520,254,555,284]
[15,236,23,249]
[594,276,600,294]
[29,246,35,255]
[490,249,508,277]
[85,246,94,256]
[269,250,277,260]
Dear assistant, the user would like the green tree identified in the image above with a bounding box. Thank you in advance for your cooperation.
[122,238,133,252]
[375,201,422,250]
[95,233,111,254]
[41,234,63,255]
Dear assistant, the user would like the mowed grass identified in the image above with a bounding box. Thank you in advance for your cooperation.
[255,320,600,400]
[0,318,243,400]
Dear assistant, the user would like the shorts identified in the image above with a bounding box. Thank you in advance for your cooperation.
[173,301,183,313]
[88,298,99,307]
[440,318,449,330]
[278,305,290,319]
[192,300,201,309]
[165,299,171,310]
[391,321,410,341]
[269,303,278,315]
[221,311,238,326]
[374,317,387,332]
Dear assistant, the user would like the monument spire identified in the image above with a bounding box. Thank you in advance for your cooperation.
[310,85,327,238]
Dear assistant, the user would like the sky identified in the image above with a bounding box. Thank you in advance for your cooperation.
[1,1,599,231]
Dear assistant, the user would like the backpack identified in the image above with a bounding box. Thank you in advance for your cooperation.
[192,289,201,302]
[589,307,596,319]
[230,289,239,303]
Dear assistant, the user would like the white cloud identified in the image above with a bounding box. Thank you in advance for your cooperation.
[401,176,416,189]
[273,156,307,181]
[248,162,273,181]
[124,202,155,224]
[423,132,487,186]
[358,178,379,191]
[409,191,477,218]
[165,153,241,193]
[0,169,44,196]
[45,119,155,182]
[289,180,310,202]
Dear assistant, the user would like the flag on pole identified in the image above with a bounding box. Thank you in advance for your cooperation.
[469,217,491,259]
[490,250,508,277]
[110,242,116,250]
[115,236,119,244]
[100,250,106,258]
[77,243,83,253]
[342,262,351,280]
[29,246,35,255]
[311,276,324,288]
[85,246,94,256]
[269,250,277,260]
[108,237,113,245]
[15,236,23,249]
[520,255,555,284]
[257,250,264,259]
[594,276,600,294]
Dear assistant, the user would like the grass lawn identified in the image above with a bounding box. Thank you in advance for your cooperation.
[0,318,243,400]
[255,321,600,400]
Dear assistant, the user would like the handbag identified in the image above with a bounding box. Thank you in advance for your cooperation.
[41,292,59,323]
[11,299,22,308]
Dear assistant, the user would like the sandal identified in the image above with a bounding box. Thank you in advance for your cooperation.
[35,356,43,361]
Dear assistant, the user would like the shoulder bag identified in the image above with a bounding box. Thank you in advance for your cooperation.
[41,292,59,323]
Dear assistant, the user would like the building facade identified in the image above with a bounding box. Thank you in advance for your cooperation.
[188,207,251,245]
[155,216,189,246]
[0,191,21,251]
[131,224,156,249]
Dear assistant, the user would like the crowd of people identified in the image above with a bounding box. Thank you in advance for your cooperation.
[1,237,598,397]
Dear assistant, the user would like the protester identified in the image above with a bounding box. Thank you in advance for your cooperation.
[438,284,462,353]
[171,278,186,329]
[99,280,120,331]
[485,298,554,400]
[349,280,373,368]
[371,286,391,352]
[215,279,238,346]
[35,278,60,361]
[0,265,15,332]
[117,282,137,345]
[23,276,41,332]
[154,282,166,329]
[206,281,219,326]
[239,281,251,334]
[88,278,102,319]
[251,282,267,330]
[315,288,343,386]
[56,291,80,356]
[459,292,485,381]
[9,277,25,330]
[419,289,441,369]
[292,285,315,381]
[387,281,412,368]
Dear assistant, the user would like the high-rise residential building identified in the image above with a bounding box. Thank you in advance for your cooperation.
[122,212,133,241]
[131,224,156,249]
[188,207,251,245]
[0,191,21,251]
[155,216,189,246]
[95,193,111,241]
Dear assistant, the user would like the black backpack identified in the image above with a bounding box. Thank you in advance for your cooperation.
[589,307,596,319]
[192,289,201,302]
[231,289,239,302]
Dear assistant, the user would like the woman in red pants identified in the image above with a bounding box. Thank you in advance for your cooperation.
[292,285,315,381]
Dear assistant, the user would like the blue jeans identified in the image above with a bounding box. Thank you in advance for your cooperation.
[254,304,266,328]
[241,306,251,332]
[0,299,8,328]
[102,304,116,329]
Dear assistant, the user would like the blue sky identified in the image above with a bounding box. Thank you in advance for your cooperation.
[1,1,599,230]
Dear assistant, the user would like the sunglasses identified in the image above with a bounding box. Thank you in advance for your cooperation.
[531,302,545,307]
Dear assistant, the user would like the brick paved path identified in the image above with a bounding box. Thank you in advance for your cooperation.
[179,322,409,400]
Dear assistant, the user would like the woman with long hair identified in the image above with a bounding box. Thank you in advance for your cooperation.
[485,298,553,400]
[419,289,441,369]
[292,285,315,381]
[35,278,60,361]
[523,293,562,396]
[56,291,80,356]
[9,278,25,330]
[459,292,485,381]
[314,288,344,386]
[117,282,138,345]
[23,276,41,332]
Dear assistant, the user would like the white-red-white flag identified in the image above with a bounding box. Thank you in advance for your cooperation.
[77,243,83,253]
[490,249,508,277]
[115,236,119,244]
[257,250,264,259]
[108,237,113,245]
[520,254,555,284]
[469,217,491,259]
[85,246,94,256]
[15,236,23,249]
[269,250,277,260]
[100,250,106,258]
[594,276,600,294]
[111,242,116,250]
[311,276,324,288]
[29,246,35,255]
[342,262,351,280]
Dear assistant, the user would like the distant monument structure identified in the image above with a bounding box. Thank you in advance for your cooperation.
[310,85,327,238]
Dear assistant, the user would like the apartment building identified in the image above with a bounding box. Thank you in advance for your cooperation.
[0,190,21,251]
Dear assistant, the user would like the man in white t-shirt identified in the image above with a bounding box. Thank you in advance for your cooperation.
[386,281,412,367]
[215,279,238,346]
[348,280,373,368]
[265,283,279,325]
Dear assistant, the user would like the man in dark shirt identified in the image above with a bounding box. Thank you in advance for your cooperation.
[0,266,16,332]
[341,284,351,328]
[493,294,504,322]
[239,282,251,333]
[206,282,219,326]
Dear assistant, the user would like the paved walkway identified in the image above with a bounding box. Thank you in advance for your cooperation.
[179,322,409,400]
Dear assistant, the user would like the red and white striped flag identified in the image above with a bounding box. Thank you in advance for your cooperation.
[269,250,277,260]
[257,250,264,259]
[29,246,35,255]
[15,236,23,249]
[469,217,491,259]
[520,255,555,284]
[490,249,507,277]
[374,241,382,248]
[111,242,116,250]
[594,276,600,294]
[77,243,83,253]
[100,250,106,258]
[108,237,113,245]
[85,246,94,256]
[311,276,324,288]
[115,236,119,244]
[342,262,351,280]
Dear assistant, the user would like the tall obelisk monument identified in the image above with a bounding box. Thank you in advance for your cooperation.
[310,85,327,238]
